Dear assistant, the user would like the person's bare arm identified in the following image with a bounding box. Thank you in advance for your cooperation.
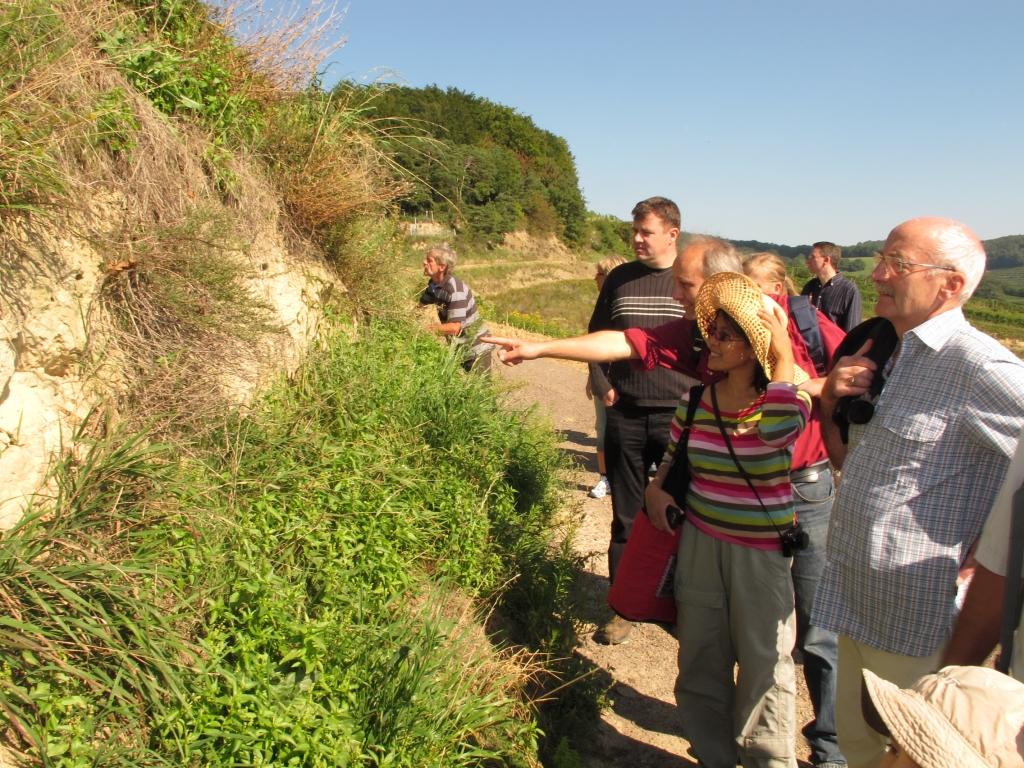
[820,339,877,469]
[481,330,636,366]
[941,564,1006,667]
[760,305,796,384]
[819,392,848,469]
[430,321,463,336]
[798,377,825,399]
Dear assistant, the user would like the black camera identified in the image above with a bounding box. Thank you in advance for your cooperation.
[780,523,809,557]
[666,505,684,529]
[846,398,875,425]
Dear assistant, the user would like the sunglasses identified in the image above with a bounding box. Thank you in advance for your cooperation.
[706,327,746,345]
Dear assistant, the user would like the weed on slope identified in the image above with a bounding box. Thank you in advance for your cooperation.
[0,319,592,767]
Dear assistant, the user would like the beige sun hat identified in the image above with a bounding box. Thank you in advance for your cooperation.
[694,271,808,385]
[863,666,1024,768]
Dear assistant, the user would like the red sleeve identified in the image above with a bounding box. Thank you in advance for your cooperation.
[623,318,703,378]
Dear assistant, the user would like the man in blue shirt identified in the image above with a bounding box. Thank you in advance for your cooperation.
[801,242,862,332]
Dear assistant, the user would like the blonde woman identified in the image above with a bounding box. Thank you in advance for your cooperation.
[586,255,628,498]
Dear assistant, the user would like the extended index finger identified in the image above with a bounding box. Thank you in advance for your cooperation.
[478,335,516,349]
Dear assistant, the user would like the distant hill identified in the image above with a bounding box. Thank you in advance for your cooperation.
[716,234,1024,268]
[985,235,1024,268]
[724,238,809,260]
[342,83,587,246]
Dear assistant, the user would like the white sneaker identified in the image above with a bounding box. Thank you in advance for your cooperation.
[589,476,609,499]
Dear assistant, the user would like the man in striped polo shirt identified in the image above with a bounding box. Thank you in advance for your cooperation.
[586,197,690,644]
[420,243,493,372]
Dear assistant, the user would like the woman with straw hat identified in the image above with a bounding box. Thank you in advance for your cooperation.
[645,271,812,768]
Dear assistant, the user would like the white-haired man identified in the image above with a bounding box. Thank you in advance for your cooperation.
[813,217,1024,768]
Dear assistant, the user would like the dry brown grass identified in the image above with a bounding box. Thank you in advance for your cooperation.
[1,0,419,441]
[214,0,349,92]
[205,0,413,240]
[94,209,281,437]
[260,91,409,234]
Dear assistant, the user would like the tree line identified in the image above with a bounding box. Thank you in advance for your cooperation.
[732,235,1024,269]
[336,80,1024,266]
[340,83,587,245]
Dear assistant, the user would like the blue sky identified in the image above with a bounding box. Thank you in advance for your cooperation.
[262,1,1022,246]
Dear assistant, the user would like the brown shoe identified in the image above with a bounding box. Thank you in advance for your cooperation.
[595,615,633,645]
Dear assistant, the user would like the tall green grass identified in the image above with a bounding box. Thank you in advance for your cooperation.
[0,428,191,766]
[1,318,594,766]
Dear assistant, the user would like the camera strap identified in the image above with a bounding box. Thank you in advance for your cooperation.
[709,383,788,541]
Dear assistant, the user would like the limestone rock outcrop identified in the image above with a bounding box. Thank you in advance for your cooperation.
[0,211,335,529]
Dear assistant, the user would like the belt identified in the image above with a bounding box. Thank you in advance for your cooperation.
[790,460,831,485]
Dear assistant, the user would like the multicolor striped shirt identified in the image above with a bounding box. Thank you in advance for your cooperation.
[665,382,811,550]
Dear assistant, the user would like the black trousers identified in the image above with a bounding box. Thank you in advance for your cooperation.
[604,403,676,582]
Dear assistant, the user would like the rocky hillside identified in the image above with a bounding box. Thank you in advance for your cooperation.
[0,0,401,529]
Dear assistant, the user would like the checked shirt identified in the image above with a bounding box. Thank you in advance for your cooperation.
[813,308,1024,657]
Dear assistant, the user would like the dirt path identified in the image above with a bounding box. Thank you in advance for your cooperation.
[489,332,816,768]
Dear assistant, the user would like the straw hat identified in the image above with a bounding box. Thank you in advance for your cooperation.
[694,271,808,384]
[863,666,1024,768]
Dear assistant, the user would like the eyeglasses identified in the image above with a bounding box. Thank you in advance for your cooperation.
[873,253,957,276]
[706,327,745,345]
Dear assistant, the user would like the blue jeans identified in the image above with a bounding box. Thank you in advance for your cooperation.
[791,466,845,767]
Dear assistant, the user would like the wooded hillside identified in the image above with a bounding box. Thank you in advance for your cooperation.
[344,84,587,245]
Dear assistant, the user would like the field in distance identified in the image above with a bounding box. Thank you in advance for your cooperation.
[410,232,1024,358]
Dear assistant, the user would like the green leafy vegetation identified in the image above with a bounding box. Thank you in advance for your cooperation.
[97,0,264,149]
[346,84,587,246]
[1,320,597,766]
[2,0,605,764]
[585,213,632,256]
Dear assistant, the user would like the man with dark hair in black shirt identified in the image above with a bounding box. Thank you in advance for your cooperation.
[801,241,862,332]
[586,197,689,644]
